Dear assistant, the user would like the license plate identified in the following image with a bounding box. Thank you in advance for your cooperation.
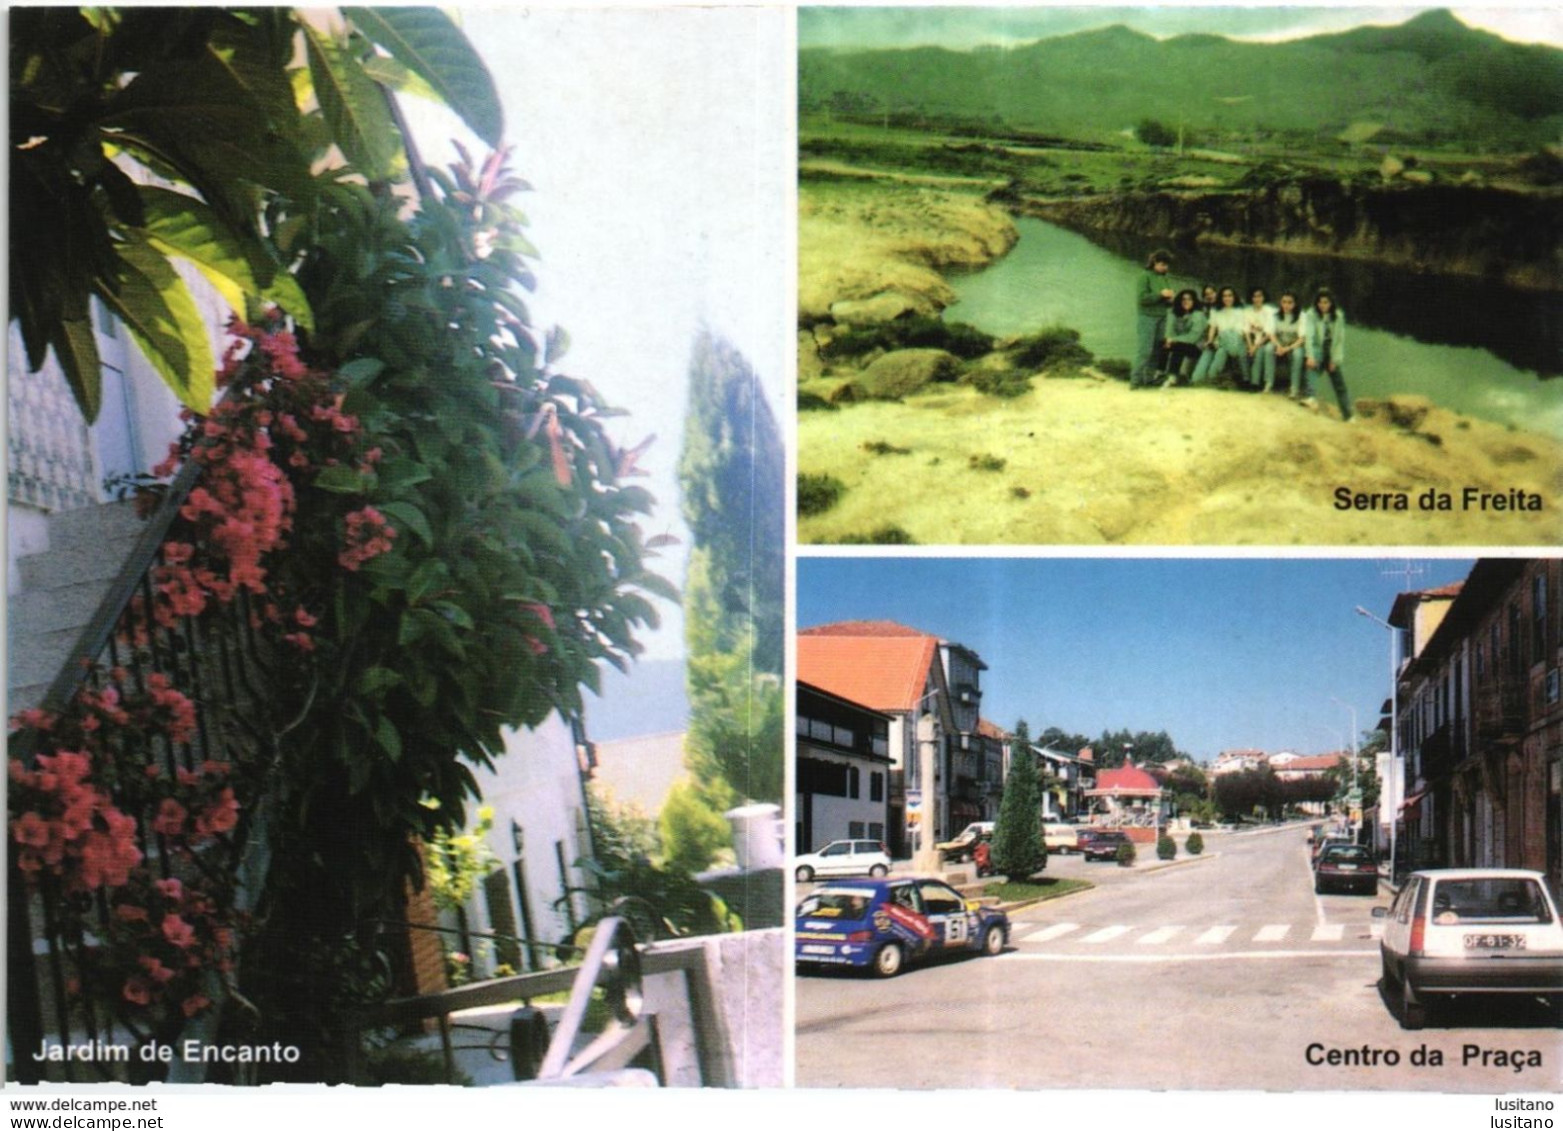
[801,944,837,955]
[1464,933,1526,950]
[1336,864,1357,871]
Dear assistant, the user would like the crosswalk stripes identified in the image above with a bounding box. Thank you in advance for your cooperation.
[1020,922,1081,942]
[1310,923,1345,942]
[1195,925,1236,945]
[1079,925,1131,943]
[1135,925,1184,945]
[1253,924,1290,942]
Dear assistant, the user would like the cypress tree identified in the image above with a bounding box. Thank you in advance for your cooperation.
[992,720,1046,880]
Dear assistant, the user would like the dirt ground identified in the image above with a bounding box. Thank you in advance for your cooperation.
[797,379,1561,546]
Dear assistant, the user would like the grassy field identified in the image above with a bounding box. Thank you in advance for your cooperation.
[985,877,1093,902]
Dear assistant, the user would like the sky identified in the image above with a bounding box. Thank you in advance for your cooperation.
[798,556,1480,762]
[403,8,791,663]
[799,5,1563,50]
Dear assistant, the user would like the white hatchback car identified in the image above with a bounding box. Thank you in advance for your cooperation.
[794,839,890,882]
[1375,868,1563,1029]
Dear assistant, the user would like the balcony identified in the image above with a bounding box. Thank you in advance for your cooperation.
[1416,722,1467,780]
[1474,682,1526,744]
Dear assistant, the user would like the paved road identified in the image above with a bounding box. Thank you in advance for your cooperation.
[795,826,1559,1090]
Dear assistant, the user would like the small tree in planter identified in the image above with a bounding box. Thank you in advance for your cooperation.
[1157,833,1176,860]
[1186,831,1205,855]
[1115,840,1137,867]
[992,722,1046,881]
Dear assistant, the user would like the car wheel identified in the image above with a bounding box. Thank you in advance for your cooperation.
[1313,879,1325,895]
[1380,948,1397,989]
[869,864,888,878]
[1400,976,1426,1031]
[795,865,814,883]
[872,942,904,978]
[981,923,1005,957]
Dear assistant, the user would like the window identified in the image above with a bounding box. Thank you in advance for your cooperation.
[1534,573,1549,664]
[809,718,833,742]
[870,771,883,802]
[832,725,855,748]
[1508,602,1523,674]
[868,822,884,840]
[848,766,860,799]
[871,734,888,757]
[796,715,810,736]
[848,821,865,838]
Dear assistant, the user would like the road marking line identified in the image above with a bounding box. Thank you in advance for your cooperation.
[1020,922,1081,942]
[998,949,1378,964]
[1253,924,1290,942]
[1136,925,1185,945]
[1195,925,1236,945]
[1080,925,1131,944]
[1311,923,1345,942]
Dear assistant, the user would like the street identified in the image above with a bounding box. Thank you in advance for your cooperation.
[795,826,1560,1089]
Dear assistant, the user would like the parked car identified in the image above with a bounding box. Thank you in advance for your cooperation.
[1313,844,1378,895]
[794,839,890,883]
[1079,829,1133,861]
[1310,836,1352,866]
[1375,868,1563,1030]
[1043,824,1079,854]
[794,877,1010,977]
[936,821,994,863]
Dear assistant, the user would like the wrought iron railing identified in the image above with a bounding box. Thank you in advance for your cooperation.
[8,453,277,1084]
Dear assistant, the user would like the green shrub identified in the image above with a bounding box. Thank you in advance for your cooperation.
[798,473,846,517]
[1115,841,1137,867]
[964,368,1034,398]
[798,391,838,412]
[863,439,910,455]
[968,453,1006,472]
[837,525,916,544]
[1157,833,1176,860]
[1010,326,1094,372]
[1186,831,1205,855]
[1097,358,1132,380]
[820,316,996,362]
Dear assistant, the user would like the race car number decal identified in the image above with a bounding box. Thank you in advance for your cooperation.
[942,914,969,946]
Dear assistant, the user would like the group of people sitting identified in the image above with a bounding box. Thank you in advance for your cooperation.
[1134,249,1353,422]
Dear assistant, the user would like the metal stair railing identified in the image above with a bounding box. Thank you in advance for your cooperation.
[8,441,278,1084]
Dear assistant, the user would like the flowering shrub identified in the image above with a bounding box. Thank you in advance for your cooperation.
[10,148,668,1078]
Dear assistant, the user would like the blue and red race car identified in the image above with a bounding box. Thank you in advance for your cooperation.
[795,877,1010,977]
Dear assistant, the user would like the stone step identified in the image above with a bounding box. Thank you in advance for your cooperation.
[17,533,144,593]
[41,499,147,553]
[6,626,91,697]
[8,579,129,642]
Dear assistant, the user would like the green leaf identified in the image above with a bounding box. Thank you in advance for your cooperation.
[98,235,214,413]
[375,715,403,762]
[378,501,433,547]
[358,667,402,695]
[302,21,403,181]
[344,8,504,146]
[376,457,433,492]
[52,318,104,424]
[337,357,386,385]
[138,186,314,331]
[313,464,368,494]
[545,325,570,365]
[406,559,447,604]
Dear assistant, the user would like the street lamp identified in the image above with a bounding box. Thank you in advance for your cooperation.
[1355,606,1400,883]
[1330,695,1359,836]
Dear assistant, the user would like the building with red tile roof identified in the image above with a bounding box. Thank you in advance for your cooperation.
[797,620,992,857]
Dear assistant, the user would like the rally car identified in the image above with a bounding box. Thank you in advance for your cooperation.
[794,877,1010,977]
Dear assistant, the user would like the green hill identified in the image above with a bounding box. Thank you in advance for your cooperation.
[800,10,1563,151]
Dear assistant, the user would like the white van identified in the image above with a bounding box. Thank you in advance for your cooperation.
[1044,824,1079,854]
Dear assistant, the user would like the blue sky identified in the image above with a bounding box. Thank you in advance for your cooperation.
[797,556,1478,761]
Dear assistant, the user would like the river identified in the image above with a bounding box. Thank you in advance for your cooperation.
[946,216,1561,437]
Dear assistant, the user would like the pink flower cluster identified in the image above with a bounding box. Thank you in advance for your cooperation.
[9,750,142,889]
[338,506,397,571]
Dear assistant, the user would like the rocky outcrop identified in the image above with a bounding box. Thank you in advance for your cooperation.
[860,349,962,398]
[1026,179,1562,291]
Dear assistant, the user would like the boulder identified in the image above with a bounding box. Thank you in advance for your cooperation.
[829,291,932,327]
[860,349,962,399]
